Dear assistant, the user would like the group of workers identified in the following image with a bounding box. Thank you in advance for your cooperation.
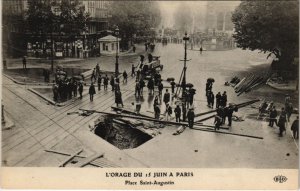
[264,95,298,138]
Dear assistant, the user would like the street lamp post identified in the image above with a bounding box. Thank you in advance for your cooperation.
[182,32,189,121]
[115,26,119,79]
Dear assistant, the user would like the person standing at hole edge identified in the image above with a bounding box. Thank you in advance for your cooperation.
[174,105,181,122]
[89,82,96,102]
[154,104,161,119]
[200,47,203,54]
[22,56,27,69]
[221,91,227,107]
[187,107,195,128]
[115,90,124,108]
[216,92,221,108]
[269,106,278,127]
[291,116,299,139]
[78,82,83,99]
[163,89,171,106]
[158,81,164,97]
[165,103,172,121]
[277,108,287,137]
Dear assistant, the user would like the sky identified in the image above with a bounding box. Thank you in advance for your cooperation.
[157,1,241,29]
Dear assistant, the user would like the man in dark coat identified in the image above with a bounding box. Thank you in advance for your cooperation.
[123,70,128,83]
[154,104,160,119]
[78,82,83,99]
[174,105,181,122]
[73,81,77,97]
[135,82,140,98]
[139,79,145,95]
[221,91,227,107]
[187,108,195,128]
[217,106,226,125]
[227,105,238,126]
[115,90,124,107]
[91,68,96,82]
[189,88,196,105]
[110,76,115,91]
[171,81,176,94]
[95,63,100,77]
[89,83,96,101]
[136,70,141,82]
[147,78,154,95]
[163,89,170,106]
[286,102,293,122]
[291,116,299,139]
[148,53,153,63]
[97,74,102,91]
[277,108,287,137]
[158,82,163,97]
[131,64,136,77]
[103,75,108,90]
[269,106,278,127]
[216,92,221,108]
[214,115,222,131]
[209,91,215,108]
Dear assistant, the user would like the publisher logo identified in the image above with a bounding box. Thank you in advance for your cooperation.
[274,175,287,183]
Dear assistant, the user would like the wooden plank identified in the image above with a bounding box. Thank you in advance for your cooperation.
[194,99,260,118]
[59,148,83,167]
[44,149,87,158]
[75,153,105,167]
[191,127,263,139]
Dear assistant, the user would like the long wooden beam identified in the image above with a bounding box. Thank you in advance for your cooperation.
[194,99,260,118]
[44,149,87,158]
[78,109,266,140]
[192,127,263,139]
[111,106,153,119]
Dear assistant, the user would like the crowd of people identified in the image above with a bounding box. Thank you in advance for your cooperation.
[52,67,84,102]
[263,94,298,138]
[51,53,297,139]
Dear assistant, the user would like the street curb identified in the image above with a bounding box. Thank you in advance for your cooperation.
[28,88,65,107]
[3,73,54,86]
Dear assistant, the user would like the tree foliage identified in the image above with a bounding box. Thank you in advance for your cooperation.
[232,0,299,67]
[108,1,161,49]
[26,0,89,41]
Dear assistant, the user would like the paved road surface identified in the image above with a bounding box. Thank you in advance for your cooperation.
[2,43,298,168]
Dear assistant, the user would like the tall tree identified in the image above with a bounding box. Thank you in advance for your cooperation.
[26,0,89,42]
[232,0,299,70]
[108,1,161,49]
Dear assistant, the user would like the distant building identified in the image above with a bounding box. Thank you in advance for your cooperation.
[2,0,28,57]
[205,1,239,34]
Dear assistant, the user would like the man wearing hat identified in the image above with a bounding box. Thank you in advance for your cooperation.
[174,105,181,122]
[187,107,195,128]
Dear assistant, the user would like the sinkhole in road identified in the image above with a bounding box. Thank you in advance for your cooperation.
[94,116,153,150]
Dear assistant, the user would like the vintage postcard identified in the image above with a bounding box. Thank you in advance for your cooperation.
[1,0,299,190]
